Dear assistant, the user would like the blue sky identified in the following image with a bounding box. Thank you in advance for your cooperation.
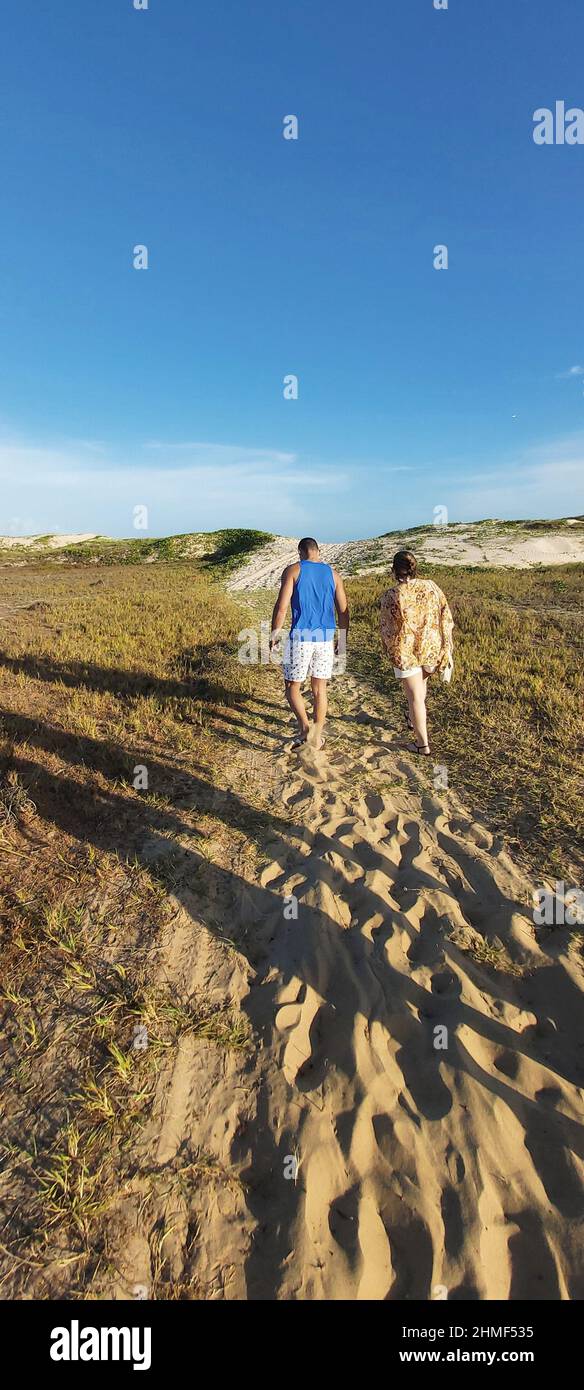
[1,0,583,541]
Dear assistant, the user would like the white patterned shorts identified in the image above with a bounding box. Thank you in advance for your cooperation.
[283,638,335,682]
[393,665,423,679]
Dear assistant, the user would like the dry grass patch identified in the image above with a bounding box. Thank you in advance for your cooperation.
[0,563,256,1296]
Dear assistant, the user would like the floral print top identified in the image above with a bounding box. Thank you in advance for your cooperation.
[380,577,454,673]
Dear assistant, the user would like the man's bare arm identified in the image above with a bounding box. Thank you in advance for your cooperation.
[334,571,349,634]
[270,564,297,642]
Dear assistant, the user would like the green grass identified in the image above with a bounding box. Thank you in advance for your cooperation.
[0,527,273,569]
[198,528,273,572]
[379,516,584,540]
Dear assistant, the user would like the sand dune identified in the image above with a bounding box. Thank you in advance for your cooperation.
[2,520,582,578]
[0,533,98,550]
[228,523,584,590]
[108,671,584,1300]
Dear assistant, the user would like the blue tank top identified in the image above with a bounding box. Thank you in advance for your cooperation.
[290,560,336,642]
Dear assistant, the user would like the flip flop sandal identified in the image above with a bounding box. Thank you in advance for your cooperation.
[290,733,309,749]
[413,743,431,756]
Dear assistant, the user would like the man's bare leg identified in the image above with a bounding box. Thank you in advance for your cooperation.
[309,676,328,748]
[285,680,310,741]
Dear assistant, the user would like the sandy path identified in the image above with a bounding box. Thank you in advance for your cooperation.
[111,672,584,1301]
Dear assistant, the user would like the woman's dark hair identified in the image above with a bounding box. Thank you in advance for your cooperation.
[392,549,417,580]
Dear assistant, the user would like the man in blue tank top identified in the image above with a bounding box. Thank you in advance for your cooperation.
[270,537,349,750]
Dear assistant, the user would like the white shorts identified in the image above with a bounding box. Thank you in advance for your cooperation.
[283,638,335,682]
[394,665,423,679]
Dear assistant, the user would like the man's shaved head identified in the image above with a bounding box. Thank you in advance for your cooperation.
[298,537,319,558]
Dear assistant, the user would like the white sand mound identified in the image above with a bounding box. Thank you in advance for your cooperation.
[0,533,98,550]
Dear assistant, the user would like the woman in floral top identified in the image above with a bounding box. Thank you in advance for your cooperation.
[380,550,453,756]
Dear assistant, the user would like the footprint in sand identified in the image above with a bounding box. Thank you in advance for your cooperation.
[431,968,461,997]
[445,1145,466,1185]
[216,670,584,1303]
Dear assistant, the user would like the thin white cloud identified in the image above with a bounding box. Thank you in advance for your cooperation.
[0,434,347,535]
[144,440,297,466]
[67,438,108,453]
[0,428,581,539]
[556,365,584,379]
[439,434,584,520]
[381,465,417,474]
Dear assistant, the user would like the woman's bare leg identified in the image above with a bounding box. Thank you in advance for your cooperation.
[402,685,413,726]
[403,671,429,749]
